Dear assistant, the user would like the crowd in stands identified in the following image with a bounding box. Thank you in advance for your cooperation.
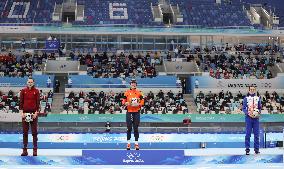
[193,44,282,79]
[201,54,275,79]
[39,90,54,114]
[0,51,54,77]
[62,90,188,114]
[70,52,160,78]
[0,90,20,113]
[0,90,53,115]
[161,43,282,64]
[195,90,284,114]
[184,43,280,55]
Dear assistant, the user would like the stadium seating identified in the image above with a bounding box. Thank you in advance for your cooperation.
[1,0,283,28]
[0,53,45,78]
[62,90,187,114]
[242,0,284,27]
[4,0,283,27]
[70,52,161,78]
[0,89,53,115]
[0,0,62,24]
[80,0,158,25]
[200,53,275,79]
[175,0,251,27]
[185,43,281,79]
[0,50,57,87]
[195,90,284,114]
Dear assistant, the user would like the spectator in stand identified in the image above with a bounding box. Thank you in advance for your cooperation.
[157,90,164,100]
[67,77,72,88]
[81,52,158,78]
[55,80,60,93]
[62,89,187,115]
[79,91,84,98]
[0,52,43,77]
[45,103,51,113]
[21,38,26,51]
[195,90,283,115]
[48,90,53,98]
[199,46,281,79]
[46,76,52,88]
[195,79,199,88]
[166,52,172,61]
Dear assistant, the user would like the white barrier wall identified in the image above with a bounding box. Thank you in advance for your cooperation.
[46,60,80,73]
[0,113,22,122]
[164,61,198,73]
[191,75,284,97]
[192,75,284,89]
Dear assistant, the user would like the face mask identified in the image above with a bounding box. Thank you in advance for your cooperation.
[27,82,34,88]
[130,83,136,89]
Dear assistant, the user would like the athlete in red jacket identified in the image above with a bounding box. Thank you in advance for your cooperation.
[19,78,40,156]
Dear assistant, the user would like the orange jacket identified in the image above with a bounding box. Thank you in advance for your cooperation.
[122,89,144,112]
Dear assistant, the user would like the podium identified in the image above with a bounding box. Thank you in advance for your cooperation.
[82,150,184,165]
[0,150,282,165]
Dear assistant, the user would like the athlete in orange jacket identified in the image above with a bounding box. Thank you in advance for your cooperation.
[122,79,144,150]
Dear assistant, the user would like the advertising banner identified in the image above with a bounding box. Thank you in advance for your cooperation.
[36,114,284,123]
[190,76,284,91]
[45,40,60,49]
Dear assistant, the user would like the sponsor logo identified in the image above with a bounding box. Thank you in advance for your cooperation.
[46,40,59,49]
[92,135,124,143]
[51,135,71,142]
[226,82,272,88]
[49,43,57,48]
[175,65,183,70]
[227,83,257,88]
[79,116,90,121]
[123,152,144,164]
[150,135,165,142]
[262,82,272,88]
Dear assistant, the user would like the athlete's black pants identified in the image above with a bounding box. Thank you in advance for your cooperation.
[126,112,140,141]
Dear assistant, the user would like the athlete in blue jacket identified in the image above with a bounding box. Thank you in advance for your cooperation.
[242,86,261,155]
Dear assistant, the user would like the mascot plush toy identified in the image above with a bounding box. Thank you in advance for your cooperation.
[25,113,33,123]
[131,98,140,107]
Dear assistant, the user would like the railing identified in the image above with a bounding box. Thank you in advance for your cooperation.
[0,22,258,30]
[65,83,180,88]
[53,126,229,133]
[0,83,26,87]
[38,126,284,133]
[2,22,283,32]
[275,27,284,30]
[0,23,61,26]
[0,83,48,88]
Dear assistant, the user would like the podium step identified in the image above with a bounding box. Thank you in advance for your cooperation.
[0,150,282,165]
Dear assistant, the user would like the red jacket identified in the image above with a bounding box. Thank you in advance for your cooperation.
[19,87,40,112]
